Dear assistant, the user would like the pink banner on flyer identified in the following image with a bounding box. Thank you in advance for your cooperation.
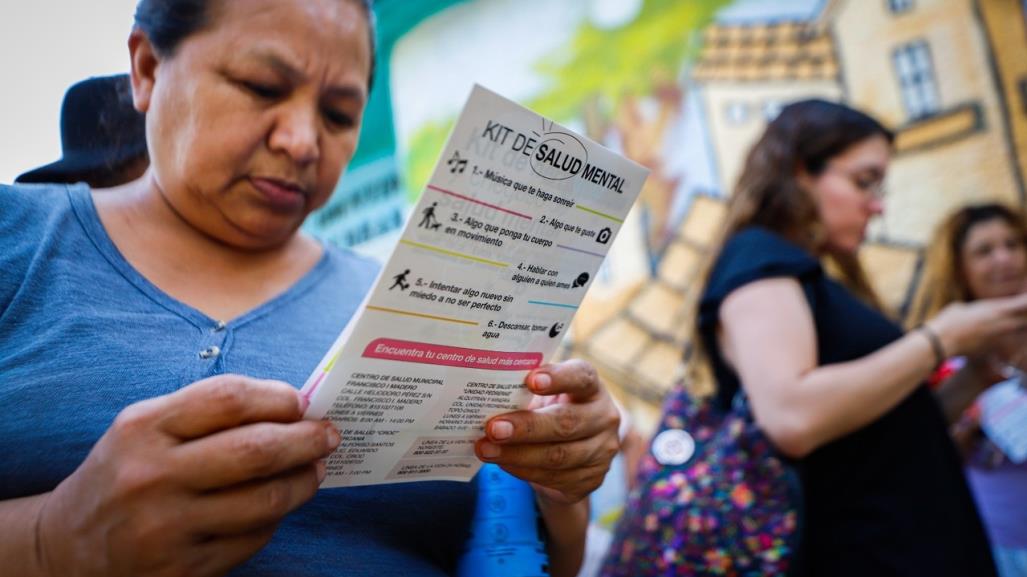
[362,338,542,371]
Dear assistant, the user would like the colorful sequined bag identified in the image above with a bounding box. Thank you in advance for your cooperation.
[600,383,802,576]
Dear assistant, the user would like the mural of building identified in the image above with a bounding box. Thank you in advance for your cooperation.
[977,0,1027,196]
[573,0,1027,428]
[691,19,843,192]
[829,0,1024,244]
[303,0,1026,431]
[570,194,728,425]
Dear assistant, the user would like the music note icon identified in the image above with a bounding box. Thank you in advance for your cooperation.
[447,151,468,174]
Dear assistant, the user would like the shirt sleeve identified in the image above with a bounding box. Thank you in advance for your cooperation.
[698,227,822,333]
[0,184,70,316]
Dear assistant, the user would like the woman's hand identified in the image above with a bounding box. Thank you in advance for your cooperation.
[475,359,620,505]
[929,292,1027,359]
[35,375,339,577]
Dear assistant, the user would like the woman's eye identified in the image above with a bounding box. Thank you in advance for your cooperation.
[856,178,877,190]
[973,244,994,258]
[323,108,355,129]
[242,81,284,100]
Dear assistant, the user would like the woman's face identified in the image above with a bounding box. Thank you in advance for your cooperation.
[132,0,371,249]
[807,135,891,255]
[961,218,1027,300]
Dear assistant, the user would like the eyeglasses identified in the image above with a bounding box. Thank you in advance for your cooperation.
[825,163,887,200]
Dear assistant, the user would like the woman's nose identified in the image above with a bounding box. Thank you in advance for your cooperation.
[867,197,885,216]
[991,244,1019,265]
[268,104,320,166]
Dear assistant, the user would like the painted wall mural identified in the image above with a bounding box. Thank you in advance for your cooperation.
[311,0,1027,430]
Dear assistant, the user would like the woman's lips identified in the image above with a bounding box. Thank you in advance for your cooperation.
[991,274,1027,290]
[250,177,308,212]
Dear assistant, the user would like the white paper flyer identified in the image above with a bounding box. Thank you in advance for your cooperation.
[302,85,648,487]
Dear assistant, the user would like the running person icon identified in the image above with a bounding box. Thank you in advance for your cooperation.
[390,269,411,291]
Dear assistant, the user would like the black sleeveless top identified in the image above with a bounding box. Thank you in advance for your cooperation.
[698,227,996,577]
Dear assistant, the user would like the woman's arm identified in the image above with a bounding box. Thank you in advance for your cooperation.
[538,496,589,577]
[718,278,1027,458]
[476,360,621,577]
[0,375,337,577]
[934,330,1025,424]
[0,494,48,576]
[933,359,998,425]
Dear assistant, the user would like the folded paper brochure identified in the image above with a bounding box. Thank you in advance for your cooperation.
[302,85,649,488]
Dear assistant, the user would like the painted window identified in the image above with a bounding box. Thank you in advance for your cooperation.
[893,40,939,121]
[763,101,783,121]
[725,101,750,124]
[888,0,914,13]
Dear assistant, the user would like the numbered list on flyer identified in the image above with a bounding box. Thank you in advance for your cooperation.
[302,85,648,487]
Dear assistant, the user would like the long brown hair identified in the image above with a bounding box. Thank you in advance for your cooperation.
[687,100,893,382]
[906,203,1027,327]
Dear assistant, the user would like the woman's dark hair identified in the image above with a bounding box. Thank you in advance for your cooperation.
[133,0,377,90]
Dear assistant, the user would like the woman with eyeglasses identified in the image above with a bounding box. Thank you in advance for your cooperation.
[604,100,1027,576]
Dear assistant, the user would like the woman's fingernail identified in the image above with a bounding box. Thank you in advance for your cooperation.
[490,420,514,440]
[325,423,341,451]
[316,460,327,483]
[532,373,552,393]
[479,442,501,460]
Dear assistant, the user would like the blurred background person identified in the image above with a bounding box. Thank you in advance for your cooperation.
[604,100,1027,577]
[908,202,1027,577]
[16,74,148,188]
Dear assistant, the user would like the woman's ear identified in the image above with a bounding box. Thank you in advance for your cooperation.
[795,163,815,194]
[128,28,158,114]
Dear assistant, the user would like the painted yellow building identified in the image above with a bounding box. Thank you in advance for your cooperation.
[692,0,1024,244]
[572,0,1027,430]
[570,194,729,426]
[976,0,1027,198]
[828,0,1024,244]
[692,20,844,192]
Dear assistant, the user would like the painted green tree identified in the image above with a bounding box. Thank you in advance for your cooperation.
[528,0,728,128]
[404,118,456,202]
[402,0,730,200]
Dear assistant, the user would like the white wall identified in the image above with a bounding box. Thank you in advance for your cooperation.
[0,1,138,184]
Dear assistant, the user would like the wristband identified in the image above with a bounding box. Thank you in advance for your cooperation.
[918,325,947,370]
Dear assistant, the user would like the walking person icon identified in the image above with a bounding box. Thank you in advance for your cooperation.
[419,202,440,230]
[390,269,411,291]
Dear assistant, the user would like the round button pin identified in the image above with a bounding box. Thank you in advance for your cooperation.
[651,428,695,466]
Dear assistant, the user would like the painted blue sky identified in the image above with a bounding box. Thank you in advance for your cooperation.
[716,0,826,23]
